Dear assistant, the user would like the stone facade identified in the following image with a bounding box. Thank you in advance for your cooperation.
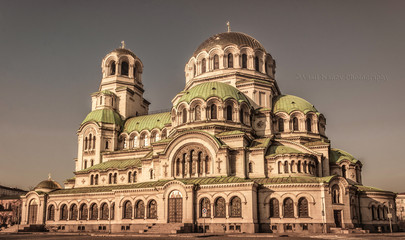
[0,185,27,228]
[20,32,399,234]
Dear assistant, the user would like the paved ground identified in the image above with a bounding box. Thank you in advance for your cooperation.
[1,233,405,240]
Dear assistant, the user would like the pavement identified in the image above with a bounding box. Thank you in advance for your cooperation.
[1,232,405,240]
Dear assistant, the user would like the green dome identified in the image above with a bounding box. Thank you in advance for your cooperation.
[35,179,62,191]
[273,95,319,115]
[82,109,123,126]
[330,148,359,164]
[177,82,252,107]
[123,112,171,133]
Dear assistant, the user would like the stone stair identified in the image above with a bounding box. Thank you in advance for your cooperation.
[140,223,193,233]
[330,227,369,234]
[18,224,47,232]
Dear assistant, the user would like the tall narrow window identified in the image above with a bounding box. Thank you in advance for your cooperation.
[100,203,109,220]
[227,53,233,68]
[60,204,68,220]
[89,134,92,149]
[105,141,109,150]
[284,161,289,173]
[133,171,137,182]
[297,160,301,173]
[201,58,206,73]
[200,198,211,218]
[79,204,88,220]
[84,160,88,169]
[147,200,157,219]
[47,205,55,221]
[176,158,180,176]
[91,159,94,167]
[214,197,226,218]
[70,204,78,220]
[150,169,154,179]
[255,56,260,71]
[133,64,137,79]
[113,173,117,184]
[128,172,132,183]
[278,161,282,174]
[248,162,253,173]
[94,174,99,185]
[111,203,115,220]
[226,105,232,121]
[108,173,112,184]
[306,116,312,132]
[293,117,299,131]
[242,54,247,68]
[332,185,340,204]
[110,61,116,75]
[270,198,279,218]
[278,118,284,132]
[193,64,196,76]
[210,104,217,119]
[283,198,294,218]
[229,196,242,217]
[182,108,187,124]
[121,61,129,76]
[84,137,88,150]
[298,198,309,217]
[123,201,132,219]
[135,200,145,219]
[265,60,269,74]
[89,203,98,220]
[213,54,219,70]
[342,165,347,178]
[195,105,201,121]
[240,109,244,124]
[90,175,94,185]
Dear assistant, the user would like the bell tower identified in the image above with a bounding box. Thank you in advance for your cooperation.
[99,41,150,119]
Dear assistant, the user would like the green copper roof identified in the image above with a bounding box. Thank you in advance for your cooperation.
[77,158,142,173]
[82,109,123,126]
[91,89,116,96]
[355,185,389,193]
[177,82,252,107]
[123,112,171,133]
[217,130,245,136]
[250,138,271,149]
[253,176,335,185]
[330,148,359,164]
[266,143,303,157]
[273,95,319,115]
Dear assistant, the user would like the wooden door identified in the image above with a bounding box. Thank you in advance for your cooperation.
[28,204,37,224]
[168,190,183,223]
[334,210,342,228]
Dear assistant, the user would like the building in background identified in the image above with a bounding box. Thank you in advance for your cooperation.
[0,185,27,229]
[20,30,398,234]
[396,193,405,231]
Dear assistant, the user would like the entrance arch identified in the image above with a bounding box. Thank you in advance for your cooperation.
[28,199,38,224]
[168,190,183,223]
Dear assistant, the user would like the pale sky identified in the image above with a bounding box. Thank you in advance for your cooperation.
[0,0,404,192]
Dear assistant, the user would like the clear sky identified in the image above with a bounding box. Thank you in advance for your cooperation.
[0,0,404,192]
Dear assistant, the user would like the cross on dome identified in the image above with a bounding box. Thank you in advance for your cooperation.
[121,40,125,49]
[227,21,231,32]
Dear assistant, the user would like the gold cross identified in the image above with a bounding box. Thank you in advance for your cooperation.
[121,40,125,49]
[227,21,231,32]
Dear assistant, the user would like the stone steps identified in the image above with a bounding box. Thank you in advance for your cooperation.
[18,224,47,232]
[330,227,369,234]
[140,223,188,233]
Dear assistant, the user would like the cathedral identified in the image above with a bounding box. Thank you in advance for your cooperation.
[20,30,398,234]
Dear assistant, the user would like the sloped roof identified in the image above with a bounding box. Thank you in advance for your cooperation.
[77,158,143,173]
[266,143,303,157]
[250,138,271,149]
[253,176,335,185]
[330,148,359,164]
[123,112,171,133]
[82,109,123,126]
[273,94,319,115]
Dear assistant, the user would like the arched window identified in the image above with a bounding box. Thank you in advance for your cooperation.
[200,198,211,218]
[297,160,301,173]
[242,54,247,68]
[113,173,117,184]
[149,169,154,179]
[127,172,132,183]
[84,137,88,150]
[226,105,232,121]
[110,61,116,75]
[94,174,99,185]
[123,201,132,219]
[269,198,279,218]
[133,64,137,79]
[293,117,299,131]
[176,158,180,176]
[193,64,196,76]
[342,165,347,178]
[371,206,376,220]
[229,196,242,217]
[111,203,115,220]
[121,61,129,76]
[133,171,137,183]
[89,203,98,220]
[227,53,233,68]
[60,204,68,220]
[213,54,219,70]
[265,60,269,74]
[210,104,217,119]
[306,116,312,132]
[377,206,382,220]
[47,205,55,221]
[90,175,94,185]
[99,96,102,105]
[108,173,112,184]
[201,58,206,73]
[70,204,78,220]
[91,159,94,167]
[303,161,307,173]
[135,200,145,219]
[240,109,244,124]
[283,198,294,218]
[248,162,253,173]
[147,200,157,219]
[133,135,138,148]
[278,118,284,132]
[332,185,340,204]
[255,56,260,71]
[278,161,282,174]
[182,108,187,124]
[79,204,88,220]
[88,134,92,149]
[198,152,203,174]
[93,135,96,149]
[284,161,289,173]
[105,141,109,150]
[298,198,309,217]
[100,203,109,220]
[214,197,226,218]
[84,160,88,169]
[195,105,201,121]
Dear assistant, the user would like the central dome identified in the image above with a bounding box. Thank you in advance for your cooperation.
[193,32,265,57]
